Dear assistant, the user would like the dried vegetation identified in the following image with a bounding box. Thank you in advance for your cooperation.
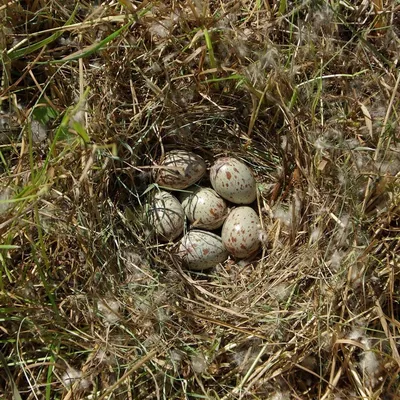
[0,0,399,399]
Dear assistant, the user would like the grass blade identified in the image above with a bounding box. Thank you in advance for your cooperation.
[8,4,79,60]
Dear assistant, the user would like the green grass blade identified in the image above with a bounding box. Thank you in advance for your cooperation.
[50,20,135,63]
[204,73,246,84]
[45,352,56,400]
[278,0,287,15]
[0,245,20,250]
[7,4,79,60]
[203,28,217,70]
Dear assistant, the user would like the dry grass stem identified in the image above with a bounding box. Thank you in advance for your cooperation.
[1,0,399,399]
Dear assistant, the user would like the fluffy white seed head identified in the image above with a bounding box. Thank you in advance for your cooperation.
[309,227,322,245]
[190,354,208,374]
[269,282,292,302]
[347,327,381,388]
[269,391,291,400]
[0,187,12,215]
[359,350,381,387]
[329,250,344,271]
[61,368,90,389]
[273,195,301,230]
[98,299,120,324]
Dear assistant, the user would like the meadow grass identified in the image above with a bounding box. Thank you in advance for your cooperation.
[0,1,399,399]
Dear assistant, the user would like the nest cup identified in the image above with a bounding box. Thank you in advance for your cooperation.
[146,150,262,270]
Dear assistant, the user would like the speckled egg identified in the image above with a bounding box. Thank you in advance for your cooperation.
[181,187,228,230]
[178,230,229,270]
[146,191,185,241]
[210,157,257,205]
[221,207,260,258]
[155,150,206,189]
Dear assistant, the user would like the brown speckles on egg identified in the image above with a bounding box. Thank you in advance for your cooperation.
[221,207,261,258]
[156,150,206,189]
[181,187,228,230]
[210,157,257,204]
[178,230,228,270]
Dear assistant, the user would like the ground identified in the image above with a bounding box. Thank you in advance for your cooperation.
[0,1,399,399]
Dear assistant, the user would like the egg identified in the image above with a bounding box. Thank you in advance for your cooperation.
[181,187,228,230]
[178,230,228,270]
[221,207,261,258]
[146,191,185,241]
[210,157,257,204]
[155,150,206,189]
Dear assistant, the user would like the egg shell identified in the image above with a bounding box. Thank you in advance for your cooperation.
[221,207,260,258]
[178,230,228,270]
[146,191,185,241]
[155,150,206,189]
[210,157,257,204]
[181,187,228,230]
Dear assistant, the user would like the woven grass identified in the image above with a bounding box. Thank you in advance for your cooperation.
[0,1,399,399]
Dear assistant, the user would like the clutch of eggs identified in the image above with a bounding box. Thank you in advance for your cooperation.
[145,151,262,264]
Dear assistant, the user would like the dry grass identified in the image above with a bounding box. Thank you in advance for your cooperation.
[1,0,400,399]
